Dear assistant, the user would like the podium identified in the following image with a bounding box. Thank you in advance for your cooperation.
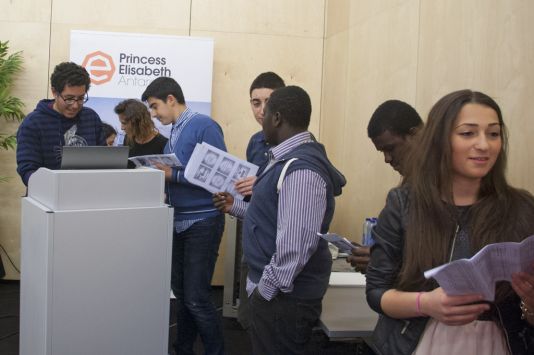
[20,168,173,355]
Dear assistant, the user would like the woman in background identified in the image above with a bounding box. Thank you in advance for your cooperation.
[366,89,534,355]
[114,99,167,168]
[101,122,117,146]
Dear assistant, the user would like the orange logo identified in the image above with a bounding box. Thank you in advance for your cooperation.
[82,51,115,85]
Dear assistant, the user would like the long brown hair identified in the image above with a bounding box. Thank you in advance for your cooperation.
[397,89,534,293]
[114,99,157,146]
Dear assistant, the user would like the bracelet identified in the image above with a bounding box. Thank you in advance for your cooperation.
[520,300,534,320]
[416,292,425,316]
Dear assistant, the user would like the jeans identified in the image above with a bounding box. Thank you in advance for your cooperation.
[171,214,225,355]
[250,289,322,355]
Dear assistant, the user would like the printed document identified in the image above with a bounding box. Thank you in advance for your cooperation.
[184,142,259,200]
[128,153,182,169]
[318,233,356,253]
[424,235,534,301]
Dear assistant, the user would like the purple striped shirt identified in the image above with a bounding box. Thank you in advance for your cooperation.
[230,132,327,300]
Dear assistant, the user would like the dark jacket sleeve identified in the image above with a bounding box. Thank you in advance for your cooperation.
[366,187,408,314]
[16,118,42,186]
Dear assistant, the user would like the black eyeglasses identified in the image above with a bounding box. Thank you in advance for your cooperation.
[58,93,89,105]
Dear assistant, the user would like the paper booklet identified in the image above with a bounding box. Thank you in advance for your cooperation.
[318,233,356,253]
[184,142,259,200]
[128,153,182,169]
[424,234,534,301]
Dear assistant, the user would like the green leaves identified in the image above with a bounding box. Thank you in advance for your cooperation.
[0,40,25,151]
[0,40,25,181]
[0,41,24,91]
[0,134,17,150]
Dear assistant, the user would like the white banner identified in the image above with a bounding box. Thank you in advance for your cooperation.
[70,30,214,139]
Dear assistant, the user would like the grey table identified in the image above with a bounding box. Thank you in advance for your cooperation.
[319,259,378,339]
[319,285,378,338]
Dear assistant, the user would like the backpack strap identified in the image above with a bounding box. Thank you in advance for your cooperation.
[276,158,299,193]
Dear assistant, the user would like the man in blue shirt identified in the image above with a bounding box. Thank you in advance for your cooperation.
[142,77,226,355]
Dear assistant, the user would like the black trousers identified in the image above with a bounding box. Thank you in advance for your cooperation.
[250,289,322,355]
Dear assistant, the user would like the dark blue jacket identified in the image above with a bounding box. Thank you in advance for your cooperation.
[246,130,270,167]
[243,141,345,299]
[16,99,105,185]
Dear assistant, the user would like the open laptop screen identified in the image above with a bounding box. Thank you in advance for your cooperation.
[61,146,129,169]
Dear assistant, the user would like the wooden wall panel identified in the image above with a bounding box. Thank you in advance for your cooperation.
[191,0,325,37]
[48,0,191,73]
[417,0,534,191]
[194,31,324,158]
[322,0,420,240]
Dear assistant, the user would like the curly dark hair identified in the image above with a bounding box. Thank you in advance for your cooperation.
[367,100,422,139]
[266,86,311,129]
[114,99,156,145]
[50,62,91,93]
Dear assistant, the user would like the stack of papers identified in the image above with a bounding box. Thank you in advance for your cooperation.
[128,153,182,169]
[318,232,356,253]
[424,234,534,301]
[184,142,259,200]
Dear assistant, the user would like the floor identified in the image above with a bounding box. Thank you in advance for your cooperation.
[0,280,371,354]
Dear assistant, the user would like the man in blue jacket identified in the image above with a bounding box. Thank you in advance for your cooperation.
[214,86,346,354]
[16,62,105,185]
[142,77,226,355]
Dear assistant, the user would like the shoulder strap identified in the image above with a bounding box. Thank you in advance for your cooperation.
[276,158,299,194]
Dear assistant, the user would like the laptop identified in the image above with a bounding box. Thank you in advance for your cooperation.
[61,146,130,169]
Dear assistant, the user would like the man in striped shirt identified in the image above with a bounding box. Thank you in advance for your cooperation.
[214,86,346,354]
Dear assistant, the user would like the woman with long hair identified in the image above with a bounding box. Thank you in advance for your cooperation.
[114,99,167,168]
[366,89,534,354]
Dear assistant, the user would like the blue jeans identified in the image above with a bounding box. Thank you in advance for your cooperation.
[171,214,225,355]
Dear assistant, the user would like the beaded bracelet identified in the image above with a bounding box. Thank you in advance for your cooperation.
[520,300,534,320]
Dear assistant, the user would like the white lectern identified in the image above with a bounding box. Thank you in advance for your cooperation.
[20,168,173,355]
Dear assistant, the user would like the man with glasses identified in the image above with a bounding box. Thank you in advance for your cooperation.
[16,62,105,185]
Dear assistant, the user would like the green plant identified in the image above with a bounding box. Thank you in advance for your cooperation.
[0,40,24,151]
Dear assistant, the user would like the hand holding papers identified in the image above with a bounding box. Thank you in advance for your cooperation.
[318,233,355,254]
[184,142,259,200]
[129,153,182,169]
[424,235,534,301]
